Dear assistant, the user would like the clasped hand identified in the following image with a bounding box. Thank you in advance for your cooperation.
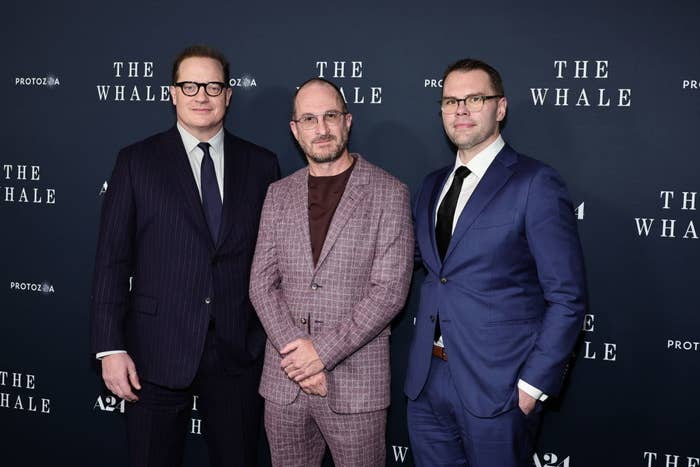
[280,338,327,396]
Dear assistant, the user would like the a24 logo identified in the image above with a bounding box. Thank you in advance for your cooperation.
[534,452,571,467]
[93,395,125,413]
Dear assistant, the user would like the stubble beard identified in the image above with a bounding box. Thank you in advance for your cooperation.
[449,123,497,153]
[306,133,348,164]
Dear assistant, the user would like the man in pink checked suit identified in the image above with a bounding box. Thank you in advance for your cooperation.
[249,77,414,467]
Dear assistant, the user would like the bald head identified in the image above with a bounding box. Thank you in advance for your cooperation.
[292,78,347,118]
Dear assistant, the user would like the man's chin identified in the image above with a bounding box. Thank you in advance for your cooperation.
[308,152,342,164]
[454,137,483,151]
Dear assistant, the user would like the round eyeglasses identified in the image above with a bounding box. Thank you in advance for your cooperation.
[292,111,348,130]
[174,81,227,97]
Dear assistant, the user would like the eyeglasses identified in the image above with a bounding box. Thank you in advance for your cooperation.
[292,111,347,130]
[173,81,227,97]
[440,95,503,114]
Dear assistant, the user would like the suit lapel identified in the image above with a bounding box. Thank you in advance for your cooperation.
[314,156,368,272]
[218,132,249,248]
[443,146,516,262]
[291,169,316,273]
[427,167,451,267]
[166,127,212,246]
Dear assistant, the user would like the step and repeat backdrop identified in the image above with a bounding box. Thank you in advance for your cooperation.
[2,0,698,466]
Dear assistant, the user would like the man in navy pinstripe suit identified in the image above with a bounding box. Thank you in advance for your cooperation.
[90,45,279,467]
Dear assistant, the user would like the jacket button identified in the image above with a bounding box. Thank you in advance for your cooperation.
[300,317,307,324]
[440,277,448,284]
[204,297,212,304]
[310,282,319,290]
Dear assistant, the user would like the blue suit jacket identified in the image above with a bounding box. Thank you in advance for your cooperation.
[90,126,279,388]
[404,144,585,417]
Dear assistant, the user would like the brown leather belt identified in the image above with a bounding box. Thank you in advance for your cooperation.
[432,345,447,361]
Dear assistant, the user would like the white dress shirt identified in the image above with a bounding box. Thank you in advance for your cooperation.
[433,136,504,230]
[177,123,225,201]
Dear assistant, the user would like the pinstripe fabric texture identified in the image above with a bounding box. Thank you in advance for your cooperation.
[250,154,414,414]
[90,126,279,388]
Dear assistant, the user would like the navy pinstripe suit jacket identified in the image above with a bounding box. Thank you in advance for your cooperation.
[90,126,279,388]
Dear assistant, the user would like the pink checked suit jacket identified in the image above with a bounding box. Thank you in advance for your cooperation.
[250,155,414,414]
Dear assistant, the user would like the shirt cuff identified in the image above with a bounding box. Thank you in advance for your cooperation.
[96,350,127,360]
[518,379,549,401]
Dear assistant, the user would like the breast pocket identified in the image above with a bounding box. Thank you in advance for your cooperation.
[470,210,515,230]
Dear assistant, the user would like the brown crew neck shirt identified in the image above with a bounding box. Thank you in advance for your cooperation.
[308,158,356,265]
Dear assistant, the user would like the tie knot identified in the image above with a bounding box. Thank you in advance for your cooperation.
[198,142,211,157]
[454,166,470,180]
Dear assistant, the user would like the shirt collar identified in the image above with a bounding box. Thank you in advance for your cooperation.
[451,135,505,179]
[176,123,225,158]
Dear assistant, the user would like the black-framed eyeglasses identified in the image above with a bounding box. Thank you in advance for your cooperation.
[292,111,348,130]
[439,95,503,114]
[174,81,227,97]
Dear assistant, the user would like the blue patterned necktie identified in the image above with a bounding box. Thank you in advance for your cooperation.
[198,142,222,243]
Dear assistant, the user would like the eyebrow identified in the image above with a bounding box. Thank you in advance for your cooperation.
[441,94,484,99]
[299,110,343,116]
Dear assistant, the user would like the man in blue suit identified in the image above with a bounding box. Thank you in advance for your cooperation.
[405,58,586,467]
[90,45,279,467]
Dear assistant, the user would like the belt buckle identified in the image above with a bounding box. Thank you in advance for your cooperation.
[432,345,447,361]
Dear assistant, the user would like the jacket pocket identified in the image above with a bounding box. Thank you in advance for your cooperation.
[131,295,158,315]
[485,317,540,327]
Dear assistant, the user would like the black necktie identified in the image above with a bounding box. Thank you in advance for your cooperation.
[435,166,470,262]
[198,142,222,243]
[434,165,470,343]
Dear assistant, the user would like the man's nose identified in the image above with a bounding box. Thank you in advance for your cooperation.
[194,86,209,101]
[316,117,330,134]
[455,100,470,116]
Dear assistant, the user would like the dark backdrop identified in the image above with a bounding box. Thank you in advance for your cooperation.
[3,1,699,466]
